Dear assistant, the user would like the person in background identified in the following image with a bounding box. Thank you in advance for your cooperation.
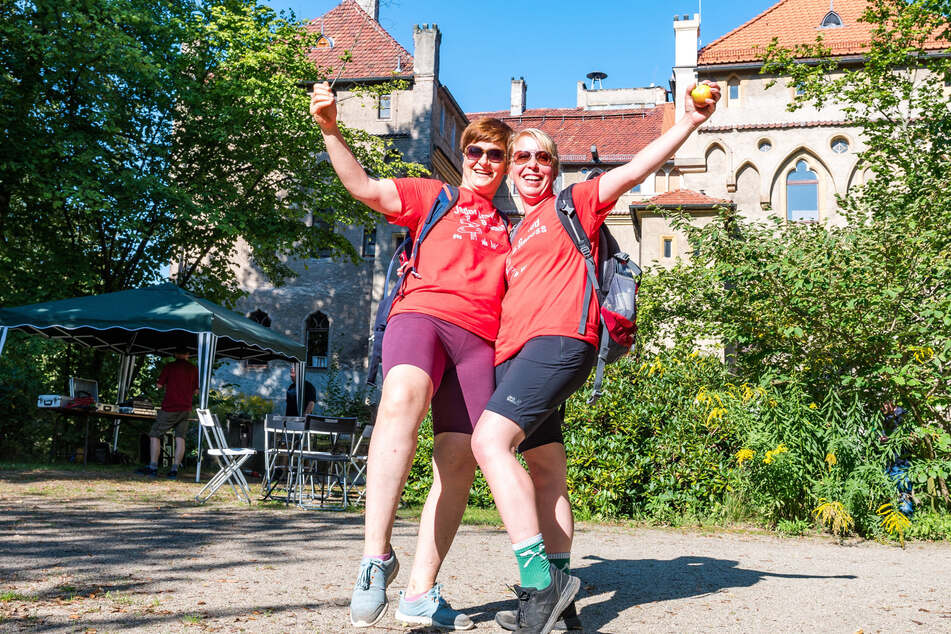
[136,345,198,478]
[286,365,317,416]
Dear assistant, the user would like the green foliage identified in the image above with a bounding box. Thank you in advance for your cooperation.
[562,351,739,520]
[0,0,424,307]
[209,385,273,422]
[903,509,951,540]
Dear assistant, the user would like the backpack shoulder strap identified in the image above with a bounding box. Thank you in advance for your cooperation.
[415,184,460,248]
[556,185,601,335]
[366,184,459,389]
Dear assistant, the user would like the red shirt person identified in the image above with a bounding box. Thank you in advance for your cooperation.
[137,347,198,478]
[310,80,512,629]
[472,83,721,633]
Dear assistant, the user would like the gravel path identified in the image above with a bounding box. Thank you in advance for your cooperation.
[1,470,950,633]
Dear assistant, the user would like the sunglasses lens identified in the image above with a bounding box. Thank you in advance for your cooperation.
[465,145,484,160]
[513,151,553,166]
[485,149,505,163]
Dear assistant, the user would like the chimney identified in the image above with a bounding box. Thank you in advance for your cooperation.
[355,0,379,22]
[672,13,701,122]
[510,77,526,116]
[413,24,441,78]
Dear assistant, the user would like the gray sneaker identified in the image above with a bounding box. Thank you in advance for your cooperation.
[495,601,582,632]
[349,553,400,627]
[395,584,474,630]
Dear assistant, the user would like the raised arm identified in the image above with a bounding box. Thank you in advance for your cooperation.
[598,82,720,205]
[310,82,402,218]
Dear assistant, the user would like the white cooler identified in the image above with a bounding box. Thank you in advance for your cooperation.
[37,395,72,408]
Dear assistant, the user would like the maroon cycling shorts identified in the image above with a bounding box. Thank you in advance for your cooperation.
[382,312,495,435]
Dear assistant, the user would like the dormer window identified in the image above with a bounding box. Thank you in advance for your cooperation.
[315,34,333,49]
[820,11,843,28]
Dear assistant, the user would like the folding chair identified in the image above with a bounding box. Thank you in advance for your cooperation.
[261,415,305,503]
[195,409,257,504]
[295,415,357,510]
[347,424,373,506]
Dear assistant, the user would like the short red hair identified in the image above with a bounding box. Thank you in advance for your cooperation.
[460,117,513,154]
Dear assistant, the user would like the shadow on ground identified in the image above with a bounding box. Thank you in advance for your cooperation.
[467,554,857,633]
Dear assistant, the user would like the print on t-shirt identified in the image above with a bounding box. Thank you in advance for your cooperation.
[389,178,511,341]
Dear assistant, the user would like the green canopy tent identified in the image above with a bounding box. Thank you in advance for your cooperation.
[0,283,307,481]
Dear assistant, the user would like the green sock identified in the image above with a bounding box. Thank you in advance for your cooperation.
[548,552,570,573]
[513,534,551,590]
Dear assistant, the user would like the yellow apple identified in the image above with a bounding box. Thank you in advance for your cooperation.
[691,83,712,107]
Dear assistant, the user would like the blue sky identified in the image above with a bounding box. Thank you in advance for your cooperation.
[265,0,781,112]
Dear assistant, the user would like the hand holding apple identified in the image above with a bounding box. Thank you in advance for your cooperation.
[690,83,712,107]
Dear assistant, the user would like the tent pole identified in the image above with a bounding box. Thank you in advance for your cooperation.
[297,360,306,416]
[113,354,136,451]
[195,332,218,482]
[0,327,7,357]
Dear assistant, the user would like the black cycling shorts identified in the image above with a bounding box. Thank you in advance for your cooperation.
[486,335,596,452]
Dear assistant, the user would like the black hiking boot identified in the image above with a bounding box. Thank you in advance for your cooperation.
[495,600,583,632]
[512,566,580,634]
[135,465,157,477]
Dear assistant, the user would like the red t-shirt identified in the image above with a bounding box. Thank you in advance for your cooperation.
[389,178,510,341]
[495,176,616,364]
[158,359,199,412]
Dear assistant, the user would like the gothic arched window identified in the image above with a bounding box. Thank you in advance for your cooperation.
[786,160,819,222]
[306,311,330,369]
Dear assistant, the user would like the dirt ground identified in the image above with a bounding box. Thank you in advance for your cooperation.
[1,468,950,633]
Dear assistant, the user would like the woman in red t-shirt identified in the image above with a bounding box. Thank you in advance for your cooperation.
[310,83,512,630]
[471,83,721,632]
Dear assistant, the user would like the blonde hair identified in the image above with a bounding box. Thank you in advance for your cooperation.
[509,128,560,177]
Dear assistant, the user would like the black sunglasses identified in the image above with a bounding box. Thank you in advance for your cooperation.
[465,145,506,163]
[512,150,554,166]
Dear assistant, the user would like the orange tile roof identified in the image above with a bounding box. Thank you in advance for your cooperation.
[634,189,732,207]
[698,0,948,65]
[304,0,414,80]
[465,104,674,163]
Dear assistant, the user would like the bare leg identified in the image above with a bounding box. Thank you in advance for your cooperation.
[470,411,540,544]
[405,432,478,595]
[174,437,185,466]
[364,364,434,557]
[523,443,572,555]
[149,437,160,465]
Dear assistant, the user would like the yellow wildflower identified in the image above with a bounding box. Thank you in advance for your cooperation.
[763,444,788,465]
[825,452,837,470]
[736,448,755,464]
[809,403,818,410]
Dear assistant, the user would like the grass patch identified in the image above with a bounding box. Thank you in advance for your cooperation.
[182,613,204,625]
[396,505,502,527]
[0,591,37,602]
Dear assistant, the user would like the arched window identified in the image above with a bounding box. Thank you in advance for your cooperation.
[314,34,333,49]
[786,160,819,222]
[248,309,271,328]
[306,311,330,369]
[820,11,843,28]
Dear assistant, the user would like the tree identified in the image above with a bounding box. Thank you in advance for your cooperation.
[0,0,422,307]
